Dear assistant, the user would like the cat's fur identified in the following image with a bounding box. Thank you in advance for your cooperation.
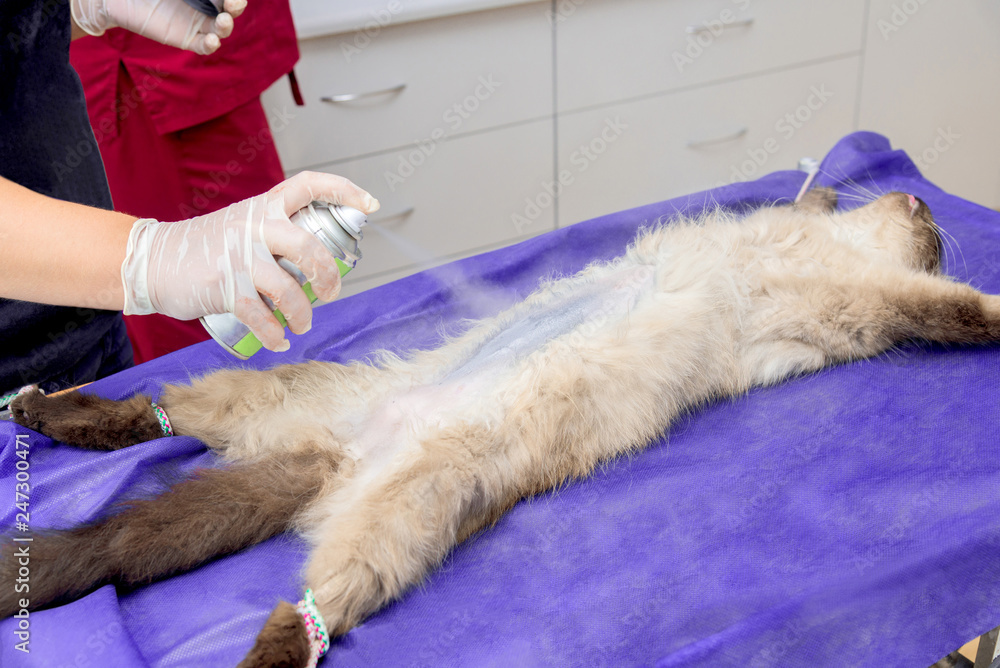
[4,188,1000,667]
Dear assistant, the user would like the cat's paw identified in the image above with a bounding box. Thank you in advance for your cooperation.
[237,601,311,668]
[11,390,161,450]
[10,388,49,434]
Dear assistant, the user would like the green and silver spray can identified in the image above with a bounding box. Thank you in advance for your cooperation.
[200,202,367,359]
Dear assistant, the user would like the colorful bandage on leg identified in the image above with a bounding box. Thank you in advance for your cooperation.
[151,402,173,437]
[296,589,330,668]
[0,384,40,410]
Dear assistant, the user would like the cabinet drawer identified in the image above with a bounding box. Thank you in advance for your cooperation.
[304,118,554,283]
[557,0,865,113]
[556,58,859,227]
[262,2,551,170]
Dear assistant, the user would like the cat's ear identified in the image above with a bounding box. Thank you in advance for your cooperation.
[794,186,838,214]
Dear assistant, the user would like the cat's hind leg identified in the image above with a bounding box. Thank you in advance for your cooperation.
[0,449,340,617]
[239,434,486,667]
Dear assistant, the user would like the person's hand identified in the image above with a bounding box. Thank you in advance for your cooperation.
[70,0,248,55]
[120,172,380,352]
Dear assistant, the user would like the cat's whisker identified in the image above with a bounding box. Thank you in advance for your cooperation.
[821,178,871,207]
[932,221,957,272]
[832,192,871,204]
[816,167,877,204]
[861,168,887,197]
[842,179,882,204]
[932,220,968,278]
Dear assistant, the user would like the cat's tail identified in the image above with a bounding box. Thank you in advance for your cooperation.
[0,450,339,617]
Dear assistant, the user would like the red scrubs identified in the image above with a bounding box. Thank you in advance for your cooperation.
[70,0,300,364]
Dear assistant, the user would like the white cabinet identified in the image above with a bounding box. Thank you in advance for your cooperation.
[552,0,867,226]
[267,3,551,169]
[858,0,1000,208]
[557,58,860,226]
[264,0,999,297]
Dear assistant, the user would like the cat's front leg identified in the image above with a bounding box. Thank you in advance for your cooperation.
[10,389,164,450]
[887,275,1000,344]
[750,272,1000,369]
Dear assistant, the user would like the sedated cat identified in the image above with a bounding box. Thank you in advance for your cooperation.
[4,188,1000,667]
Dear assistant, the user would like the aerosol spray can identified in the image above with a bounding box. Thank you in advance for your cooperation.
[200,202,367,359]
[180,0,224,17]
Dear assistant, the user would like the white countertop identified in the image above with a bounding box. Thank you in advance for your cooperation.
[290,0,543,39]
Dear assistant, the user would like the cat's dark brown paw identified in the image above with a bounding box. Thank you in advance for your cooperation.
[237,601,311,668]
[10,389,163,450]
[9,389,46,434]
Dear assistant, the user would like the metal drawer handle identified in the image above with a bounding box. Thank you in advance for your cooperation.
[321,83,407,104]
[369,206,415,228]
[686,127,748,149]
[685,18,754,35]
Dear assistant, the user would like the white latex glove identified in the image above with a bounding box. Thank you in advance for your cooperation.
[70,0,247,55]
[120,172,380,352]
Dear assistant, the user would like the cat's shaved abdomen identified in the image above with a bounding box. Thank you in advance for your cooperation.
[441,263,655,383]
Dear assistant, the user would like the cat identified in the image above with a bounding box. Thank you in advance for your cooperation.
[4,187,999,668]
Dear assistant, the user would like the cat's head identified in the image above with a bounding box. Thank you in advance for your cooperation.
[797,187,943,274]
[834,190,942,274]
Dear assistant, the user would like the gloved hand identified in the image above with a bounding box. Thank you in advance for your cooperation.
[121,172,380,352]
[70,0,247,55]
